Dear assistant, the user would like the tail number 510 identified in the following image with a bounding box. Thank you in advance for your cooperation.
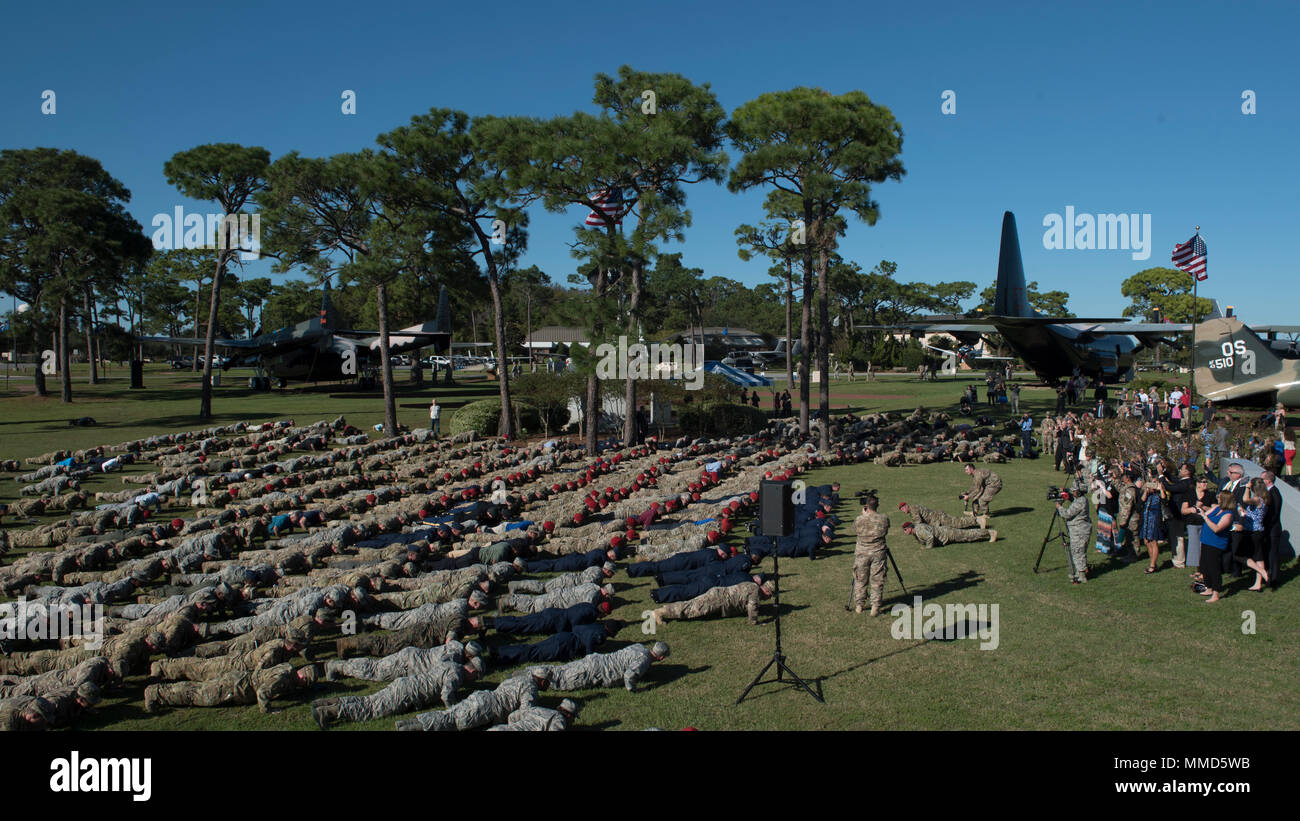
[1209,340,1256,375]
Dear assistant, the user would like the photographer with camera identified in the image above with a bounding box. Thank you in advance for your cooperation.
[1114,470,1141,562]
[1055,475,1092,584]
[851,493,890,616]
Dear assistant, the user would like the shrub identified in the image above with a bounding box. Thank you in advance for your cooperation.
[447,399,548,437]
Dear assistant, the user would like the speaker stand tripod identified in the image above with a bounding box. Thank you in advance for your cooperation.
[735,536,824,705]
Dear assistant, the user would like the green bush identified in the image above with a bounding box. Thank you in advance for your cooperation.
[448,399,549,437]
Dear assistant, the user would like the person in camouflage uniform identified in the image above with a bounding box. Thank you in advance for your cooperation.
[852,496,891,616]
[487,698,578,731]
[897,501,978,530]
[498,582,611,615]
[1057,484,1093,584]
[361,594,478,635]
[652,579,772,625]
[505,563,614,595]
[33,681,101,728]
[311,656,484,729]
[149,633,308,681]
[143,662,321,713]
[322,640,480,682]
[901,520,998,548]
[540,641,669,693]
[0,694,51,731]
[960,464,1002,525]
[395,668,545,731]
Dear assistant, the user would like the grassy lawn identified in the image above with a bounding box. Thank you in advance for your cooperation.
[2,368,1295,731]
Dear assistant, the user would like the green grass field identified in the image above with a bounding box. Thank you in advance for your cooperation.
[2,366,1294,731]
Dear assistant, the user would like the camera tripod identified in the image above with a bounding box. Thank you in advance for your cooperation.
[1033,506,1076,576]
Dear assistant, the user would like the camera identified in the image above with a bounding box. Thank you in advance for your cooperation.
[1046,485,1072,501]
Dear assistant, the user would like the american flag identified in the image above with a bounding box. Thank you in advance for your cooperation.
[1171,234,1207,280]
[584,187,623,227]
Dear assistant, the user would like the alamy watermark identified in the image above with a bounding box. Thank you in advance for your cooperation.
[594,336,706,390]
[1042,206,1150,261]
[151,207,261,261]
[0,597,104,650]
[890,595,1000,650]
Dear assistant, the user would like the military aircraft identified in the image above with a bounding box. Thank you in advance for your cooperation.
[920,339,1013,371]
[1195,315,1300,406]
[141,283,452,388]
[856,211,1192,383]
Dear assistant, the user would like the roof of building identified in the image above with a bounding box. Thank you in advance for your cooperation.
[525,326,590,345]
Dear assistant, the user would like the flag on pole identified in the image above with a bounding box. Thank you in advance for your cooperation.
[585,187,623,227]
[1171,234,1207,280]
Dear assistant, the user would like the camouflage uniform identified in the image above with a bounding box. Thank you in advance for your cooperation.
[907,522,994,549]
[324,643,463,681]
[374,567,484,609]
[1059,494,1092,582]
[500,583,602,614]
[506,565,605,595]
[852,509,890,611]
[964,468,1002,515]
[407,674,537,731]
[545,644,654,692]
[335,616,461,659]
[145,662,306,713]
[656,581,762,624]
[907,503,978,530]
[487,705,569,732]
[363,598,468,637]
[330,661,468,724]
[151,639,297,681]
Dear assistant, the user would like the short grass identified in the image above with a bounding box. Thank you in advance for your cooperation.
[3,368,1295,731]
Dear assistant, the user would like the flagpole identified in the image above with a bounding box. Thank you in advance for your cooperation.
[1190,227,1200,425]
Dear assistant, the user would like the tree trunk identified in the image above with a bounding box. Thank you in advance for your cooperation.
[798,205,814,436]
[83,282,98,385]
[784,258,794,388]
[59,296,72,403]
[199,253,228,420]
[32,292,47,397]
[193,279,201,373]
[623,259,643,447]
[377,281,399,438]
[817,245,830,452]
[489,269,515,440]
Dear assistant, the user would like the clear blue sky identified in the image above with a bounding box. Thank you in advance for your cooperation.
[3,0,1298,322]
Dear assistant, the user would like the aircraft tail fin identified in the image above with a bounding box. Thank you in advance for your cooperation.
[435,285,451,335]
[993,211,1034,317]
[320,281,341,330]
[1195,316,1283,399]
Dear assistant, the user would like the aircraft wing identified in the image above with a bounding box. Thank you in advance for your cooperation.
[855,322,998,334]
[138,335,282,352]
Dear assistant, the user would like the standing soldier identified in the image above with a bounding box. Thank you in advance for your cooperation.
[1057,483,1093,584]
[429,398,441,436]
[960,464,1002,527]
[852,495,890,616]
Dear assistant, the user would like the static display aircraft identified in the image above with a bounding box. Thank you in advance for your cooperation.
[920,340,1013,370]
[141,284,452,387]
[857,211,1192,383]
[1195,316,1300,406]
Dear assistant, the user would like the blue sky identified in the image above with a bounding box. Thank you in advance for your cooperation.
[3,0,1298,322]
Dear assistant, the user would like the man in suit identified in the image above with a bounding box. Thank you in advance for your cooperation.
[1205,460,1249,577]
[1262,470,1284,590]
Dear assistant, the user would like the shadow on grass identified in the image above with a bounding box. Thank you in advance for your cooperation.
[892,570,984,600]
[643,662,709,692]
[993,506,1035,518]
